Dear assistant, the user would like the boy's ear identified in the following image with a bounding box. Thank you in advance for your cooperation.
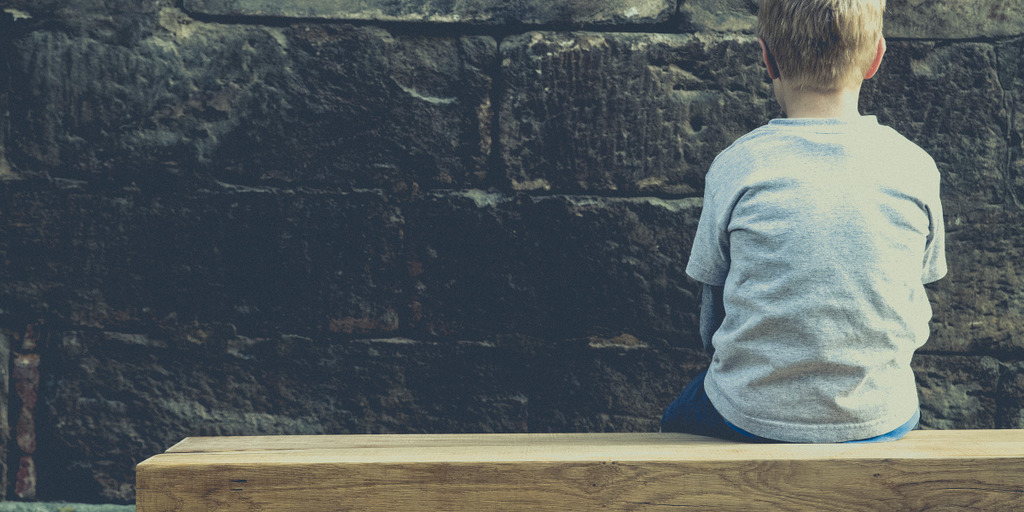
[864,37,886,80]
[758,38,780,80]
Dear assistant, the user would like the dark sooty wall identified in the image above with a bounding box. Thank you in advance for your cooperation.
[0,0,1023,503]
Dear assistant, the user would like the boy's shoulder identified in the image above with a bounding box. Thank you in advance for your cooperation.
[704,124,776,180]
[721,116,928,154]
[708,117,937,185]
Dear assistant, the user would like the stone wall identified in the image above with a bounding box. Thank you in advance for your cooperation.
[0,0,1022,504]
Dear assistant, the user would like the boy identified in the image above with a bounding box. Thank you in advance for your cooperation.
[661,0,946,443]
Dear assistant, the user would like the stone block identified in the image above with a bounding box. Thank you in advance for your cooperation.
[678,0,759,33]
[183,0,676,25]
[238,24,495,190]
[998,37,1024,208]
[912,354,1000,430]
[997,361,1024,428]
[0,184,406,338]
[404,192,703,340]
[885,0,1024,39]
[500,31,776,196]
[8,16,495,190]
[680,0,1024,39]
[8,20,287,182]
[4,0,175,45]
[0,14,12,182]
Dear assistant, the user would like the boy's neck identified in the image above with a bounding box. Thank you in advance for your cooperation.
[773,79,864,120]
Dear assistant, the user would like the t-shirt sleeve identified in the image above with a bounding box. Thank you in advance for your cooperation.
[922,181,947,284]
[685,170,731,287]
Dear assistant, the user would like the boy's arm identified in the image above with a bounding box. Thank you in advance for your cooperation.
[699,283,725,357]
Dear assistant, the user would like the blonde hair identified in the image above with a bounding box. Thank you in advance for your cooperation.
[757,0,885,92]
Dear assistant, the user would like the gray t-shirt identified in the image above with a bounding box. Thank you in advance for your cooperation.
[686,116,946,443]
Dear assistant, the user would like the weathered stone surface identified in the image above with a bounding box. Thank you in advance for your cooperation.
[3,0,176,45]
[0,184,406,338]
[9,17,289,182]
[226,24,495,190]
[999,37,1024,208]
[678,0,759,33]
[500,32,777,196]
[884,0,1024,39]
[997,361,1024,428]
[912,354,1001,429]
[680,0,1024,39]
[404,192,703,340]
[8,13,494,190]
[0,13,13,182]
[183,0,676,25]
[528,340,706,433]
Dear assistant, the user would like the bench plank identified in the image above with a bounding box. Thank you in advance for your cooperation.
[136,430,1024,511]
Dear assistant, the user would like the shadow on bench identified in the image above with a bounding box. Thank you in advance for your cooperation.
[136,430,1024,511]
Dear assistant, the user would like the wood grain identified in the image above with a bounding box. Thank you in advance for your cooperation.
[137,430,1024,511]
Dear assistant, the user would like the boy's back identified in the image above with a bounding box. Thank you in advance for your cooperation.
[662,0,947,443]
[686,116,945,442]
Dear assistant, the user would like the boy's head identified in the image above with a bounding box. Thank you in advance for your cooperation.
[757,0,885,92]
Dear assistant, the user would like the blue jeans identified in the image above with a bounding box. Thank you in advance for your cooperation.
[661,369,920,443]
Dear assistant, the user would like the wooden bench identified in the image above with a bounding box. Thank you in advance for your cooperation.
[136,430,1024,511]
